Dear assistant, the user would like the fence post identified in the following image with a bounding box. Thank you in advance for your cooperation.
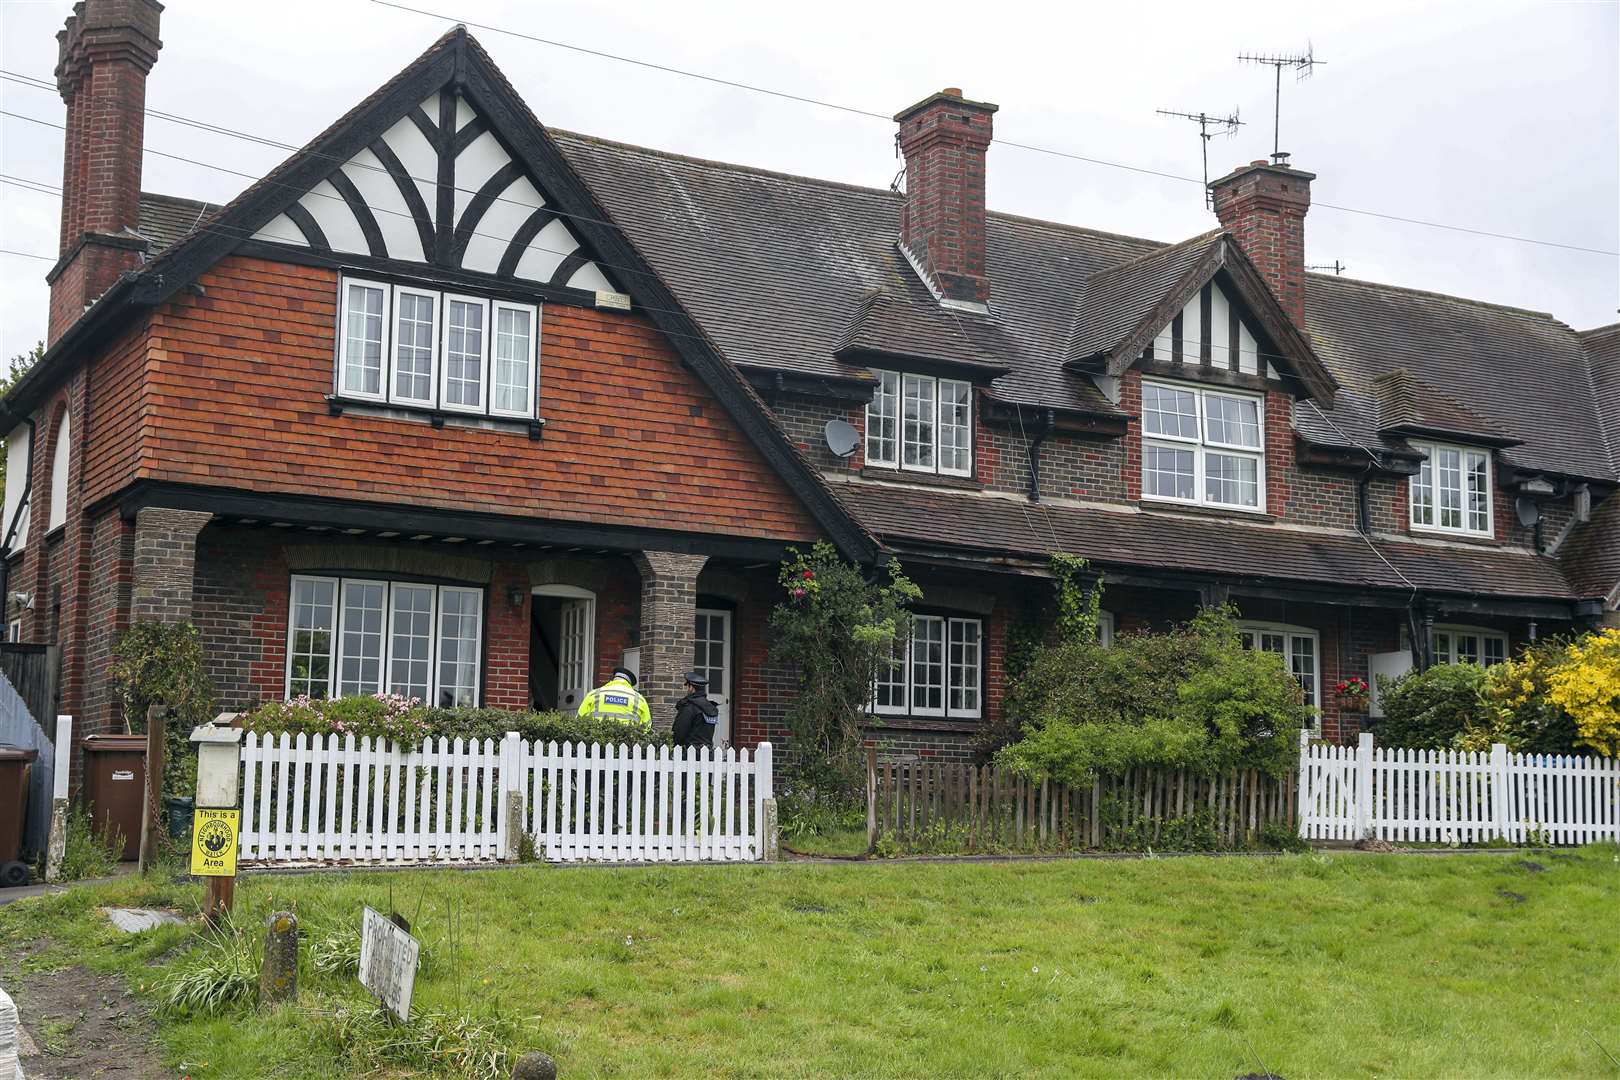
[44,714,72,883]
[1355,732,1375,840]
[1489,742,1511,844]
[756,742,777,861]
[1295,728,1311,839]
[865,747,878,853]
[499,732,524,862]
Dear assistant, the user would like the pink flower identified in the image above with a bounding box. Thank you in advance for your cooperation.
[792,587,807,600]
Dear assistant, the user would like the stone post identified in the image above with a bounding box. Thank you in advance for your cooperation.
[631,551,707,727]
[259,910,298,1005]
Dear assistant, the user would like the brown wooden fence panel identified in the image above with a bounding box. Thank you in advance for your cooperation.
[865,750,1293,853]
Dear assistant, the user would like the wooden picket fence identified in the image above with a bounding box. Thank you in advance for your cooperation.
[1300,732,1620,845]
[865,751,1295,852]
[238,732,773,866]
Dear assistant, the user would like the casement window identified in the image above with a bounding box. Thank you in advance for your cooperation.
[286,574,483,707]
[1238,622,1320,716]
[1141,380,1265,511]
[865,370,973,477]
[1410,442,1492,536]
[1433,626,1507,667]
[873,614,982,719]
[335,276,539,419]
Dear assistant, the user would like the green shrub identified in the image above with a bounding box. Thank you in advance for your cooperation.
[997,606,1311,785]
[1482,638,1581,754]
[54,804,122,881]
[777,783,865,845]
[1376,664,1491,749]
[240,697,664,747]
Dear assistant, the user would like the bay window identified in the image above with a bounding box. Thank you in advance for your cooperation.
[1141,380,1265,511]
[287,574,483,706]
[1410,442,1492,536]
[335,276,538,420]
[1238,622,1320,715]
[873,614,982,720]
[865,370,973,477]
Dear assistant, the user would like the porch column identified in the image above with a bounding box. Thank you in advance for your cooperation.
[632,551,708,727]
[130,507,212,623]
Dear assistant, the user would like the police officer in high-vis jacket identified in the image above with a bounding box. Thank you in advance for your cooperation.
[577,666,652,730]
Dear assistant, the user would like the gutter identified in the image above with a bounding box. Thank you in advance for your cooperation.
[0,273,144,425]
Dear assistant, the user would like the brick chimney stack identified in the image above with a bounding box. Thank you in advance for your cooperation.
[895,88,998,308]
[1210,159,1315,327]
[49,0,163,344]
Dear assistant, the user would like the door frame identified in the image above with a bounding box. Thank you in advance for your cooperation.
[694,606,733,745]
[532,584,596,711]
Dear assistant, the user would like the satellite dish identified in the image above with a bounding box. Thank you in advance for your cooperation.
[1515,496,1540,528]
[824,419,859,459]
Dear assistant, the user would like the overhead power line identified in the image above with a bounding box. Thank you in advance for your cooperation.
[361,0,1618,259]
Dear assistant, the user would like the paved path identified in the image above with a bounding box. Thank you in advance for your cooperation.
[0,865,132,906]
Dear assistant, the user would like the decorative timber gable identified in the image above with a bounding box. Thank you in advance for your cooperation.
[249,86,617,295]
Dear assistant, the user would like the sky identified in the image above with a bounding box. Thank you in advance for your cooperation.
[1,0,1617,361]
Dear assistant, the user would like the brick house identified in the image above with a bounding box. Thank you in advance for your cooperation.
[3,6,1615,783]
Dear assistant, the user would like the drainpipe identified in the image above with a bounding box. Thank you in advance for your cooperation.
[1027,407,1055,503]
[1355,461,1374,534]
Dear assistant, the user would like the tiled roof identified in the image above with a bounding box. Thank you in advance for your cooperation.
[1579,324,1620,477]
[1558,493,1620,605]
[834,286,1010,375]
[833,481,1581,601]
[137,193,219,255]
[1372,368,1521,447]
[552,132,1616,483]
[1064,231,1220,365]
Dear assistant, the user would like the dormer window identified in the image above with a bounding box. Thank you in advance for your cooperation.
[1410,441,1491,536]
[1141,379,1265,511]
[865,370,972,477]
[336,276,538,420]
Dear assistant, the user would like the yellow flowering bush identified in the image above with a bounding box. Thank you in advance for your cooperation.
[1480,639,1581,754]
[1545,627,1620,758]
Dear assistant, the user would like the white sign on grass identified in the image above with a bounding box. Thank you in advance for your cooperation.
[359,906,420,1022]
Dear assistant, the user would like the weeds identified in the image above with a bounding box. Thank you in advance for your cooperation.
[54,804,123,882]
[321,996,532,1080]
[308,921,362,977]
[154,914,259,1017]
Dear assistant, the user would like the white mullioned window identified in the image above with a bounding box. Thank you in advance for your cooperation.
[872,614,984,720]
[865,369,973,476]
[1433,626,1508,667]
[1410,442,1492,536]
[1141,380,1265,511]
[865,371,900,466]
[1238,622,1320,717]
[286,574,483,705]
[336,277,538,419]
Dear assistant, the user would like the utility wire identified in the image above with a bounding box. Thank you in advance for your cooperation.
[367,0,1618,258]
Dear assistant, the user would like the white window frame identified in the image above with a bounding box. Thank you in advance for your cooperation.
[1409,441,1493,537]
[1141,379,1266,513]
[1098,610,1115,648]
[1237,621,1320,726]
[440,293,491,415]
[872,613,984,721]
[337,278,391,404]
[385,582,438,703]
[865,371,900,467]
[46,412,69,533]
[285,574,484,705]
[336,577,389,698]
[389,284,440,408]
[866,369,974,477]
[489,299,540,419]
[1432,625,1508,667]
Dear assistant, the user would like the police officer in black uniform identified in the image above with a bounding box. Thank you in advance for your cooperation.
[672,670,719,750]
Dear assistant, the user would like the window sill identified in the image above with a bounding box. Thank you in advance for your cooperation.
[866,714,982,733]
[1138,500,1276,524]
[326,396,543,441]
[1406,525,1496,545]
[860,466,983,491]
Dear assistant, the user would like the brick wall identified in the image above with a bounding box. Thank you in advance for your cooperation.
[135,257,820,542]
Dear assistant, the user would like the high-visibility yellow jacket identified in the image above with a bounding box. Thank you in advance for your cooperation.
[577,676,651,729]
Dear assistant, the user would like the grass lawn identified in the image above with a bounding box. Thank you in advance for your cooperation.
[3,848,1617,1078]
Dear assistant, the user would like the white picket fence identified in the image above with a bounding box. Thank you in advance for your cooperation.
[238,732,773,866]
[1299,732,1620,845]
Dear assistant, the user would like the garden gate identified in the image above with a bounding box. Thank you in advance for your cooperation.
[237,733,773,865]
[1298,732,1620,844]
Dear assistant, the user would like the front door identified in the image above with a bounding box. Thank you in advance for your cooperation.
[693,608,732,746]
[556,597,594,713]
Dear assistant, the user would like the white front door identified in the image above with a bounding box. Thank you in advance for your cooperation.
[693,608,732,745]
[556,597,594,712]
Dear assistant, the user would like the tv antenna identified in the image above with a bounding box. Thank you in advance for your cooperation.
[1306,260,1348,276]
[1237,45,1326,165]
[1156,108,1244,206]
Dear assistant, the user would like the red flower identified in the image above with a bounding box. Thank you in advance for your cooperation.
[802,569,815,580]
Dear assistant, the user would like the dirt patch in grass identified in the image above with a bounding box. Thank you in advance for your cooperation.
[10,946,167,1080]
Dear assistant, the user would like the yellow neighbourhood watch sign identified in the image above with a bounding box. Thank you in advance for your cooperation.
[190,808,240,877]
